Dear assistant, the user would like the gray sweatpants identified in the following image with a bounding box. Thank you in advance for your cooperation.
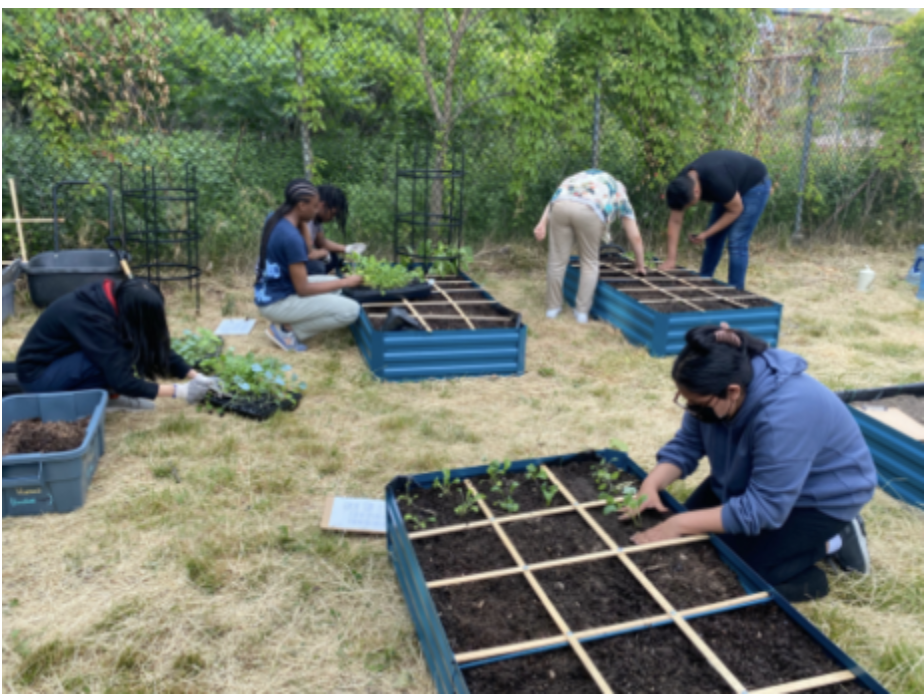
[258,276,360,342]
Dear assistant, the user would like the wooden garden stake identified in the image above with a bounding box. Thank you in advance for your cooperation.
[7,178,29,262]
[434,283,476,330]
[401,297,433,332]
[750,670,857,695]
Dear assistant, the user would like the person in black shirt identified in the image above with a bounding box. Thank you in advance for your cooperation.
[16,279,219,411]
[663,150,771,290]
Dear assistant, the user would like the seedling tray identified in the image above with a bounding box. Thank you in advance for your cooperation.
[563,255,782,357]
[204,390,302,421]
[350,273,526,382]
[386,450,888,694]
[837,383,924,509]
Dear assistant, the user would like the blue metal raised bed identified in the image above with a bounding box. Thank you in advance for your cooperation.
[563,256,782,357]
[349,273,526,382]
[837,383,924,509]
[386,450,888,694]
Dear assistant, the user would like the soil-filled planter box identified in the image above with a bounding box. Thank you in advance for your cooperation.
[350,273,526,382]
[2,390,108,517]
[387,450,888,694]
[564,255,782,357]
[837,383,924,509]
[343,280,434,304]
[204,390,302,422]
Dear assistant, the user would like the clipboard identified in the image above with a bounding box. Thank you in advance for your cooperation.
[320,496,387,535]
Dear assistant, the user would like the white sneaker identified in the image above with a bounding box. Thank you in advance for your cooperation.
[832,516,871,575]
[107,396,156,412]
[574,311,589,324]
[546,308,561,319]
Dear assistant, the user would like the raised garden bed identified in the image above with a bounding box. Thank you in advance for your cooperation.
[837,383,924,509]
[387,450,888,694]
[350,273,526,381]
[563,253,782,357]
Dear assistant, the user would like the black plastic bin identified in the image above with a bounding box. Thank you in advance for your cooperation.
[24,182,127,308]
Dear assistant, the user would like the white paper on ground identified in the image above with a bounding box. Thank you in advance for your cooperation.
[320,496,386,535]
[215,318,257,336]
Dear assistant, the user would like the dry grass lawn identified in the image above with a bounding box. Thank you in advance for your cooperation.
[2,241,923,693]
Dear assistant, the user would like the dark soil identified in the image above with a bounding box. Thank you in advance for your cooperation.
[547,453,640,504]
[503,513,607,564]
[631,542,745,610]
[854,394,924,426]
[585,624,731,694]
[588,507,672,548]
[413,528,515,582]
[397,482,487,529]
[367,280,520,331]
[803,683,873,694]
[473,472,558,519]
[537,557,663,630]
[430,574,560,653]
[2,417,90,456]
[464,646,598,694]
[691,603,848,691]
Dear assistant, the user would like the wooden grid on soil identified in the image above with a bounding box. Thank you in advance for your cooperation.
[580,255,773,313]
[407,463,857,695]
[361,277,514,331]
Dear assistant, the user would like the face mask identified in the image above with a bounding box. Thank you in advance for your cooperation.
[686,402,722,424]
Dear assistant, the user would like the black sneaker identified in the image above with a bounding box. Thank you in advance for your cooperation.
[833,516,871,575]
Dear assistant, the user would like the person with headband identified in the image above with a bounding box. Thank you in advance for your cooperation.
[626,323,877,602]
[534,169,647,324]
[16,279,219,411]
[255,179,363,352]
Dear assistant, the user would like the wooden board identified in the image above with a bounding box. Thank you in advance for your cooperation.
[857,406,924,442]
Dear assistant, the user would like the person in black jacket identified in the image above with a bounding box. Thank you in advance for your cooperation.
[16,279,218,411]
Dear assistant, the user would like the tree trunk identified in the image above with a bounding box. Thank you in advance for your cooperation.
[293,41,314,178]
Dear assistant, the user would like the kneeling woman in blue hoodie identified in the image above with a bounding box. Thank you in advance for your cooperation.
[631,323,877,602]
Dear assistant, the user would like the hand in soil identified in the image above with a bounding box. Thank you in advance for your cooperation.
[619,483,668,522]
[631,516,684,546]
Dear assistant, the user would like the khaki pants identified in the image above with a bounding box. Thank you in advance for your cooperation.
[546,200,605,316]
[258,276,360,342]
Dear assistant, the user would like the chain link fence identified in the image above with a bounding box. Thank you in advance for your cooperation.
[3,9,921,265]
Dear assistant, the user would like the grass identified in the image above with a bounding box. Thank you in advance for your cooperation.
[2,242,923,693]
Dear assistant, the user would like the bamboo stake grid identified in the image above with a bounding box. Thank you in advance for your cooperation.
[363,277,515,330]
[407,464,858,695]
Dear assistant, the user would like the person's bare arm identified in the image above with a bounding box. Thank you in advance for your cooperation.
[533,205,551,242]
[662,209,685,270]
[317,230,346,254]
[289,262,362,297]
[621,217,648,275]
[691,194,744,244]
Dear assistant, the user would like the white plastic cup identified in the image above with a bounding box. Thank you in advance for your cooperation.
[857,266,876,292]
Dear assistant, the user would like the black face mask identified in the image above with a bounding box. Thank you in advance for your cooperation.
[687,403,722,424]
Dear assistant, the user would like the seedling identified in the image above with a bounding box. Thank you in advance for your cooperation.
[432,469,458,498]
[599,492,621,516]
[592,461,622,492]
[397,490,418,507]
[524,463,548,482]
[403,513,436,531]
[487,459,513,492]
[172,328,222,365]
[540,483,559,507]
[454,490,485,517]
[494,481,520,513]
[620,486,648,527]
[345,252,424,292]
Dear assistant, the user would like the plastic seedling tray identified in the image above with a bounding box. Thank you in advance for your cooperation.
[204,390,302,422]
[563,255,782,357]
[386,450,889,694]
[350,273,526,382]
[837,383,924,509]
[2,390,108,517]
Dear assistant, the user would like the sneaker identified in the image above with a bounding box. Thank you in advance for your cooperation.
[545,308,561,320]
[832,516,871,574]
[266,324,307,353]
[574,311,589,324]
[107,396,156,412]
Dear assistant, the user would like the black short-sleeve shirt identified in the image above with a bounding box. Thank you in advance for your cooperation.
[680,150,768,205]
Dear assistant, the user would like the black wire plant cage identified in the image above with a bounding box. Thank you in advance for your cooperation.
[119,163,201,311]
[393,141,465,273]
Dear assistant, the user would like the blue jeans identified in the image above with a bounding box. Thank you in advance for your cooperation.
[19,352,108,394]
[699,176,772,291]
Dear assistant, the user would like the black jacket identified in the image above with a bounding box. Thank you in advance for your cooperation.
[16,282,190,399]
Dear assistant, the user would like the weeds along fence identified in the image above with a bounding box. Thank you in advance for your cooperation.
[2,9,922,267]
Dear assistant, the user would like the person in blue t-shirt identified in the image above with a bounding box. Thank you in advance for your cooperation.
[254,179,363,352]
[624,323,876,603]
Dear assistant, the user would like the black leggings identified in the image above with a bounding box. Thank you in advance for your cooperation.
[685,479,848,602]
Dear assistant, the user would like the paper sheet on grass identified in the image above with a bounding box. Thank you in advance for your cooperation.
[856,406,924,442]
[320,496,386,535]
[215,318,257,336]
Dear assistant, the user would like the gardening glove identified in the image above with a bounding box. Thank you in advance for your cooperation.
[174,375,219,405]
[192,374,221,392]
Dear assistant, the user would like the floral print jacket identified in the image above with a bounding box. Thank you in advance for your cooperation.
[550,169,635,225]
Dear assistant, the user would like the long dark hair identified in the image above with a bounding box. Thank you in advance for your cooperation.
[256,178,318,283]
[115,279,172,380]
[318,184,348,236]
[672,325,768,397]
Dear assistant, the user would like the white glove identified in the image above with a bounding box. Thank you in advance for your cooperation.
[175,375,220,404]
[345,243,367,255]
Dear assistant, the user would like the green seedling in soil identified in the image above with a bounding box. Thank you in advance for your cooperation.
[172,328,222,365]
[201,348,307,409]
[397,491,418,507]
[592,461,622,492]
[494,481,520,513]
[454,490,485,517]
[599,492,621,516]
[432,469,458,498]
[487,459,513,492]
[524,463,548,482]
[344,252,424,292]
[540,483,559,507]
[619,486,648,527]
[403,513,436,531]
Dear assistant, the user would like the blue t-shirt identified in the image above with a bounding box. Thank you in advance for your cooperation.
[254,218,308,307]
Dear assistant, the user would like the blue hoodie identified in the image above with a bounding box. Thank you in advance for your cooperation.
[657,349,877,536]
